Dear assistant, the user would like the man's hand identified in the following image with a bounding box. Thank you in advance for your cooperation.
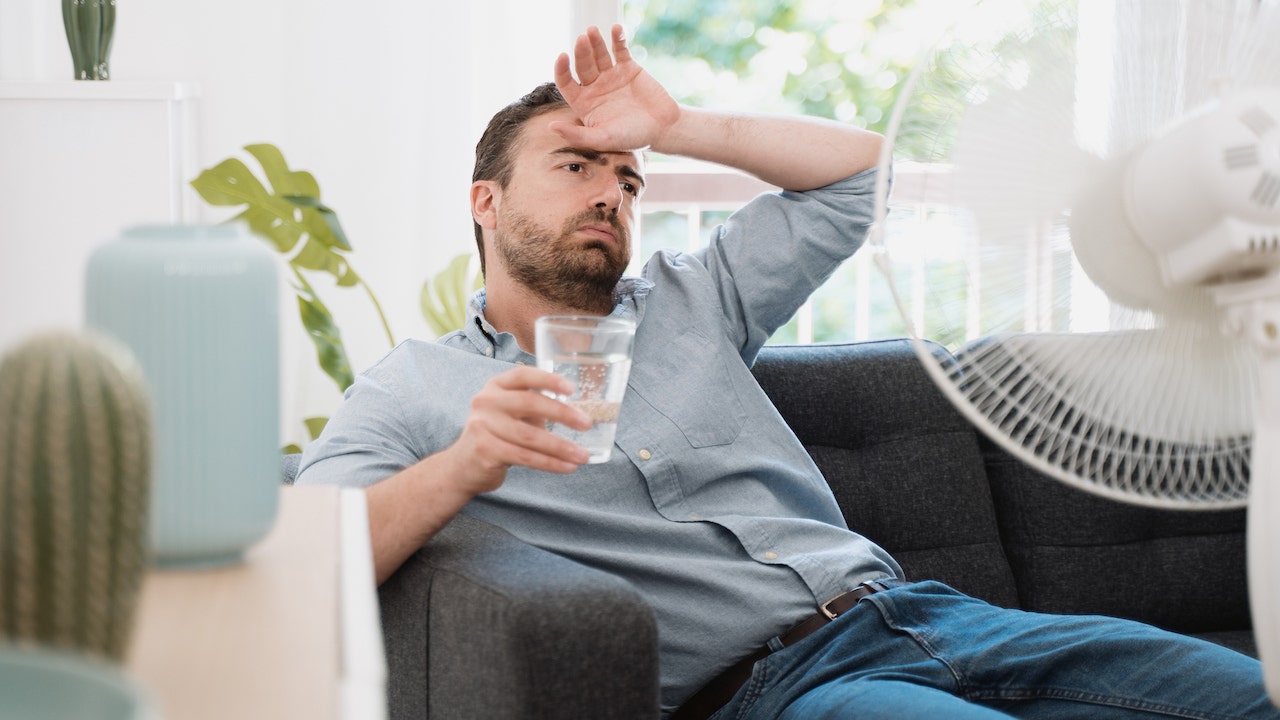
[552,24,881,192]
[551,24,681,153]
[365,366,592,585]
[439,366,593,496]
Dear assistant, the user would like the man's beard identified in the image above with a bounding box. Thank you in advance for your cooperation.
[494,207,631,314]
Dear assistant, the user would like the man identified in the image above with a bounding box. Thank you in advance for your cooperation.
[297,25,1278,720]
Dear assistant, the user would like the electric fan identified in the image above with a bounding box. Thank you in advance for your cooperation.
[868,0,1280,698]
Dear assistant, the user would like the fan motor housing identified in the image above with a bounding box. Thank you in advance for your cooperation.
[1124,88,1280,287]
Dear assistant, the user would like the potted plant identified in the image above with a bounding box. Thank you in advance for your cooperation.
[191,144,480,449]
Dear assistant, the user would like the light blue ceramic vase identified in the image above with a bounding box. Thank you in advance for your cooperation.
[0,646,157,719]
[85,224,279,568]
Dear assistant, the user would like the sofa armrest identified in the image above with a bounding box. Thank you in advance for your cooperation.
[378,512,660,720]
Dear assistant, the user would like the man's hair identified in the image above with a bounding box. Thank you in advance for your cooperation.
[471,82,570,276]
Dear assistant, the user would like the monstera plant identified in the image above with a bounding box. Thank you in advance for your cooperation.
[191,144,393,450]
[191,144,479,450]
[420,253,483,337]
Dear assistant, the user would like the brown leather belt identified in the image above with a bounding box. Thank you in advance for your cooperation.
[671,582,883,720]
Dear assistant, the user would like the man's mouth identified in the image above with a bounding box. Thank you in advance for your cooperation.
[578,222,618,244]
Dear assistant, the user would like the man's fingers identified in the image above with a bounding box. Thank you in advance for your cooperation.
[507,440,585,474]
[611,24,632,64]
[479,368,592,429]
[464,367,596,474]
[573,31,601,85]
[572,25,617,87]
[471,408,590,470]
[554,53,578,99]
[491,365,574,396]
[467,421,585,475]
[521,391,593,431]
[505,419,591,468]
[587,25,613,71]
[548,119,605,149]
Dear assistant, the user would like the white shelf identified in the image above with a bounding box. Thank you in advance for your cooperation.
[0,78,200,353]
[0,80,199,101]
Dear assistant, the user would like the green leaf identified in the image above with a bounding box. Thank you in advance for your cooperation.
[335,260,360,288]
[291,237,341,275]
[190,158,272,207]
[296,291,355,392]
[437,254,465,325]
[448,254,479,320]
[281,194,324,208]
[420,253,479,336]
[419,282,450,336]
[236,206,305,253]
[303,416,329,440]
[245,143,321,198]
[315,205,351,252]
[298,204,352,253]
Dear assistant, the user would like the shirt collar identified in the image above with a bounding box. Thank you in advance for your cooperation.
[461,278,654,363]
[461,289,520,362]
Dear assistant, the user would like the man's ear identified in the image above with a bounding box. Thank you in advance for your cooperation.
[471,181,499,230]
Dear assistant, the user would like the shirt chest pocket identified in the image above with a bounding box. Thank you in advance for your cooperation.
[627,328,745,447]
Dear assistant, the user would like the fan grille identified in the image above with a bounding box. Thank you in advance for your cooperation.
[924,334,1251,507]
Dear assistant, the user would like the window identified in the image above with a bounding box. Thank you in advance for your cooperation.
[610,0,1110,349]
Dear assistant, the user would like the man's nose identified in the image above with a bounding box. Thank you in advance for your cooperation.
[591,176,623,213]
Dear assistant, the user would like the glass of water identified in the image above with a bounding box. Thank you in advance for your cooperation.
[534,315,636,463]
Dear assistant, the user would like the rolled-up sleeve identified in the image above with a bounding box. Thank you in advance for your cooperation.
[692,167,885,364]
[294,348,427,489]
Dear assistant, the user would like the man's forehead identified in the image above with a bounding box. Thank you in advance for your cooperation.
[521,108,644,166]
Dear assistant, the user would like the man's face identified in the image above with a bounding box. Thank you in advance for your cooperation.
[489,107,645,309]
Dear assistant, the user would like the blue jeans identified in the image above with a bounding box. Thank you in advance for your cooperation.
[710,581,1278,720]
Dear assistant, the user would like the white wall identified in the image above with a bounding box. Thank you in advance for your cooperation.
[0,0,577,446]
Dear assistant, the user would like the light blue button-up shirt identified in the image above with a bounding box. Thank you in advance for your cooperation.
[297,167,903,713]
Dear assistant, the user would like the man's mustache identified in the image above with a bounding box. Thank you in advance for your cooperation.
[566,208,629,244]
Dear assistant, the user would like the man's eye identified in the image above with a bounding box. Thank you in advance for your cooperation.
[621,182,638,196]
[566,163,584,173]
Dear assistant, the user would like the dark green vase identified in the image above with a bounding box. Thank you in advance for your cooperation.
[62,0,117,81]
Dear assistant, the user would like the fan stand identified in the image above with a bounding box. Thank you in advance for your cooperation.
[1213,275,1280,702]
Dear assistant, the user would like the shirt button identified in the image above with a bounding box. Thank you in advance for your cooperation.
[484,347,493,356]
[638,449,652,461]
[515,360,526,366]
[764,551,779,560]
[689,514,700,521]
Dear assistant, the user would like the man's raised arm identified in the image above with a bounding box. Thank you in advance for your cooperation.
[551,25,884,192]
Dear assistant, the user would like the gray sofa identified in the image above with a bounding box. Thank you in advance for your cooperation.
[288,338,1254,719]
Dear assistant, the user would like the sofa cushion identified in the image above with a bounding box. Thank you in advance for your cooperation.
[983,437,1252,648]
[752,340,1020,609]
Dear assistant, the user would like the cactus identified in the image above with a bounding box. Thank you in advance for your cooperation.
[0,331,152,661]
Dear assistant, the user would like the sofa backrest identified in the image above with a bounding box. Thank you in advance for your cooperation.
[984,439,1250,638]
[752,339,1252,650]
[751,340,1021,610]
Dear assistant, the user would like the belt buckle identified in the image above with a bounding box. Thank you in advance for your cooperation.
[818,592,844,621]
[819,581,880,620]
